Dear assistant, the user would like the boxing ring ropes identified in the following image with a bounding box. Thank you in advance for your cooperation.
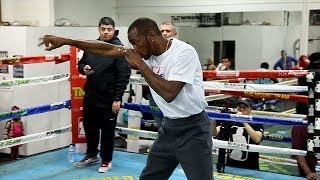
[0,47,317,179]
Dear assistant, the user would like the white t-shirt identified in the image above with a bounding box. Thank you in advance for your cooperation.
[145,38,208,118]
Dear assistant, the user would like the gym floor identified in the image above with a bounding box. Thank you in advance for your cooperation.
[0,147,303,180]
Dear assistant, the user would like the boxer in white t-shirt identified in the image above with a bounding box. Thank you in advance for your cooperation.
[40,17,213,180]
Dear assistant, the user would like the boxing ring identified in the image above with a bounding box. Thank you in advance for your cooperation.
[0,47,315,180]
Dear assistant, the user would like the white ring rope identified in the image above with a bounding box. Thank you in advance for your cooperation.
[114,127,307,156]
[276,79,298,85]
[205,94,233,101]
[0,125,71,149]
[0,125,301,167]
[130,76,298,103]
[206,106,306,119]
[212,139,306,156]
[204,82,306,93]
[0,73,69,88]
[283,108,296,114]
[130,77,299,93]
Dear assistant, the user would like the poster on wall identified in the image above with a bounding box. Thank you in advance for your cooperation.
[0,51,9,74]
[13,65,24,78]
[0,65,9,74]
[0,51,8,58]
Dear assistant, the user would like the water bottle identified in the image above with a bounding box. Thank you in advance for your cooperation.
[68,144,75,163]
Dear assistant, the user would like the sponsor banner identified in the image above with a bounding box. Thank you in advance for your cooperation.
[0,100,70,122]
[206,90,308,102]
[70,47,86,143]
[0,53,70,64]
[0,125,71,149]
[204,82,307,93]
[0,73,69,88]
[203,70,307,79]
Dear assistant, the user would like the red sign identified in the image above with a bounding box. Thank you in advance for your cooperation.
[70,47,86,143]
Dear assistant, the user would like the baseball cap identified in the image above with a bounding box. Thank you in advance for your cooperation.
[236,98,254,108]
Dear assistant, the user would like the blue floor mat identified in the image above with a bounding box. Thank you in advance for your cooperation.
[0,148,303,180]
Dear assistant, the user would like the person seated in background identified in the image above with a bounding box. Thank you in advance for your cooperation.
[216,57,232,71]
[273,50,298,70]
[204,57,217,81]
[291,102,317,180]
[215,98,264,170]
[207,57,216,70]
[3,106,25,160]
[254,62,278,84]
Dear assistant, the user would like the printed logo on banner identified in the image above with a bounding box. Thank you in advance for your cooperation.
[315,118,320,130]
[230,113,252,122]
[316,100,320,111]
[78,117,85,136]
[309,89,315,98]
[287,70,307,77]
[309,104,315,116]
[0,138,22,147]
[216,71,239,77]
[314,136,320,147]
[46,129,62,135]
[72,87,85,99]
[0,51,8,58]
[308,123,315,133]
[0,65,9,74]
[278,71,287,77]
[316,82,320,93]
[307,139,315,151]
[52,73,69,80]
[224,83,246,89]
[307,72,315,82]
[227,141,250,150]
[13,65,24,78]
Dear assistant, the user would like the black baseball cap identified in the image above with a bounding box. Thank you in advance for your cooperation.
[237,98,254,108]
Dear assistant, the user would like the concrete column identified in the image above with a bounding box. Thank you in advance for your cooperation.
[299,0,309,56]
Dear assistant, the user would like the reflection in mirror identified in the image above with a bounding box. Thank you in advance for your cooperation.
[176,11,301,71]
[308,10,320,56]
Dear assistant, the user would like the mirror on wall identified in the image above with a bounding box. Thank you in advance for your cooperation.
[174,11,302,71]
[308,10,320,56]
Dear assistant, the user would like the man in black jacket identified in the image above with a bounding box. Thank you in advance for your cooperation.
[74,17,131,173]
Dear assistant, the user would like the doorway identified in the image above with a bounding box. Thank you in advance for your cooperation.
[213,41,236,69]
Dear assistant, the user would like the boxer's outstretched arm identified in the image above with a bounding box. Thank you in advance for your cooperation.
[39,35,124,57]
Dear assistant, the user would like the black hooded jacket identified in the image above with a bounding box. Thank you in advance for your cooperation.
[78,36,131,108]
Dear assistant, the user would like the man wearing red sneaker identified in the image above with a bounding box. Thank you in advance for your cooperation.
[73,17,130,173]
